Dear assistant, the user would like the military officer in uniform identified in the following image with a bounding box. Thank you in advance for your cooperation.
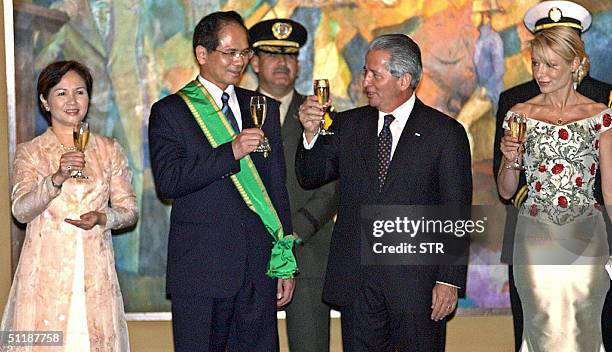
[249,19,338,352]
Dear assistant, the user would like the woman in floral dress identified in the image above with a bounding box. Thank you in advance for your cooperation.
[497,26,611,351]
[0,61,137,351]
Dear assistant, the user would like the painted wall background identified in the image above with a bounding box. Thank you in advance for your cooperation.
[15,0,612,312]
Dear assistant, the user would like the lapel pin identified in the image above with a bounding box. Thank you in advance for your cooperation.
[414,132,421,137]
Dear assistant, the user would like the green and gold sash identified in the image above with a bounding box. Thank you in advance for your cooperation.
[177,80,297,279]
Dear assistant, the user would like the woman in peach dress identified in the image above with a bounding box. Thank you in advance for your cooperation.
[0,61,137,351]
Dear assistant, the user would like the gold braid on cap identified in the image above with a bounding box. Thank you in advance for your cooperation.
[534,22,582,32]
[608,89,612,108]
[255,45,299,54]
[253,40,300,48]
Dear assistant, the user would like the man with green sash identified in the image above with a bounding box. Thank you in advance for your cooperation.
[148,10,296,352]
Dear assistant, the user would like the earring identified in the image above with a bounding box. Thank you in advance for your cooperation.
[45,105,50,111]
[576,66,584,83]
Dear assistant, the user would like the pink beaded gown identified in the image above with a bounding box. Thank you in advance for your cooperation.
[1,129,138,351]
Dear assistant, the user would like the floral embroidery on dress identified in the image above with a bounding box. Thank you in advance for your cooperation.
[504,108,612,225]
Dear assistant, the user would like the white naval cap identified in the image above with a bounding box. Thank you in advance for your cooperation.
[524,0,592,33]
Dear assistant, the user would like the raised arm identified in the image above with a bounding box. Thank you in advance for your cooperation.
[148,97,241,199]
[295,124,340,190]
[11,144,61,223]
[496,107,523,200]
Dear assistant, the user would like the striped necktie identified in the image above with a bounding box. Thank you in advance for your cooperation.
[221,92,240,133]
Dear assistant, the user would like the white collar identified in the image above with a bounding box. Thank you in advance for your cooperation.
[378,92,416,123]
[258,88,293,107]
[197,75,236,107]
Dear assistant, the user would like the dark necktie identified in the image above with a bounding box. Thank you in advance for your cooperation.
[377,114,394,192]
[221,92,240,133]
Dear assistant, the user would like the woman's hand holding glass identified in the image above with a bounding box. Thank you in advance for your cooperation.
[52,150,86,187]
[500,114,527,170]
[71,121,90,178]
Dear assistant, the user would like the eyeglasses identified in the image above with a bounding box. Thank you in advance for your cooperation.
[213,48,254,60]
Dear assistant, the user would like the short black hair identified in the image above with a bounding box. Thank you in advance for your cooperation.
[192,11,248,54]
[37,60,93,125]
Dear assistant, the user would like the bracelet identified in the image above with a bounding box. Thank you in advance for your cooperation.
[503,157,516,168]
[50,175,62,189]
[503,161,514,169]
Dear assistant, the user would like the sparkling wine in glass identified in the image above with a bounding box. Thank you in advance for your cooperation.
[506,112,527,170]
[72,121,90,178]
[313,79,333,135]
[250,96,271,157]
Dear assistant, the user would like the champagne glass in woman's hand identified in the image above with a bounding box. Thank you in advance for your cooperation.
[72,122,89,178]
[505,112,527,170]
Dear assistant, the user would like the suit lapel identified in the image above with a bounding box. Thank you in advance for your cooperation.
[236,88,254,130]
[382,99,427,192]
[360,107,380,191]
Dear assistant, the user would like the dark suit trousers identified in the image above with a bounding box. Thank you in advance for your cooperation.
[507,266,523,352]
[339,275,445,352]
[285,278,330,352]
[171,278,278,352]
[604,281,612,350]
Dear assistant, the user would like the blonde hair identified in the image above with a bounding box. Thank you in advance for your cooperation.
[530,26,589,85]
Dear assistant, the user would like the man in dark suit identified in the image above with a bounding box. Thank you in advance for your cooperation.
[249,19,338,352]
[148,11,296,352]
[296,33,472,351]
[492,2,612,350]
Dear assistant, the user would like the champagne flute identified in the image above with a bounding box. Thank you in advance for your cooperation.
[505,112,527,170]
[313,79,334,135]
[72,121,90,178]
[250,96,271,157]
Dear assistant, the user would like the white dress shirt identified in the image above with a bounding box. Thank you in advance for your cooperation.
[303,92,416,149]
[303,93,460,289]
[198,75,243,131]
[376,93,415,160]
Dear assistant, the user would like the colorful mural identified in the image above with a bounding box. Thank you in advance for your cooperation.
[22,0,612,312]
